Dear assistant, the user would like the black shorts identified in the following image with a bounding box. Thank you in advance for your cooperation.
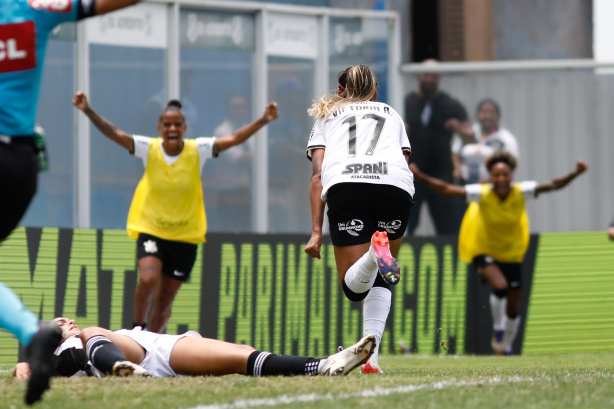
[0,139,38,240]
[473,255,522,289]
[136,233,198,283]
[326,183,413,247]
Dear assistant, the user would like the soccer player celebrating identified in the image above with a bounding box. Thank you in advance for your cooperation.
[305,64,415,373]
[0,0,141,404]
[72,92,278,334]
[410,150,587,355]
[13,318,376,379]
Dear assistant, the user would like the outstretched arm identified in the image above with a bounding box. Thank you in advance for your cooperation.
[409,163,466,197]
[535,161,588,197]
[72,91,134,152]
[304,148,326,260]
[215,102,279,155]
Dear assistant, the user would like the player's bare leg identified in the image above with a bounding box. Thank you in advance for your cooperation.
[148,275,182,333]
[134,256,162,329]
[169,337,255,375]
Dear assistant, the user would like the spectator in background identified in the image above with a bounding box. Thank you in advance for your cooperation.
[269,76,312,232]
[410,151,587,356]
[404,59,473,236]
[608,217,614,240]
[214,95,251,137]
[208,94,253,230]
[452,99,519,184]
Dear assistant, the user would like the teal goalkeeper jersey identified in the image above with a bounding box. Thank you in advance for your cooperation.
[0,0,87,136]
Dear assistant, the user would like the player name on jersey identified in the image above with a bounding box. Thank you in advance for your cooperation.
[331,103,392,118]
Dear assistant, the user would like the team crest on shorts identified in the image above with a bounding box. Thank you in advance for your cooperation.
[143,240,158,254]
[378,220,402,234]
[338,219,364,236]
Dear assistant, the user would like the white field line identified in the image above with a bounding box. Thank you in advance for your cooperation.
[186,376,540,409]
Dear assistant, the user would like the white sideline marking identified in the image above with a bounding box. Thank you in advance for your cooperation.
[187,376,536,409]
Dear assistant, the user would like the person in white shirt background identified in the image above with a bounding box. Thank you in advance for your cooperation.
[452,98,519,184]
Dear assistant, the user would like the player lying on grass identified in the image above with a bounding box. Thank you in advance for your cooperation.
[410,150,587,355]
[13,318,375,379]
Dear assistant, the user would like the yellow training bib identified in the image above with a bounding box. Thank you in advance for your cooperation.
[127,138,207,244]
[458,183,529,263]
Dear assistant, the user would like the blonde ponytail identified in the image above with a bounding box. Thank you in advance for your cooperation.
[308,64,378,119]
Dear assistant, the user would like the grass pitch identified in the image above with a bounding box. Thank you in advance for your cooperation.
[1,354,613,409]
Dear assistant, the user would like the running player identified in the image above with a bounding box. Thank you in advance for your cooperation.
[13,318,376,379]
[305,64,414,373]
[0,0,140,404]
[410,150,587,355]
[72,92,278,334]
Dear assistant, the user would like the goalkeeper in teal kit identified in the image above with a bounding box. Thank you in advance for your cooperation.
[0,0,140,404]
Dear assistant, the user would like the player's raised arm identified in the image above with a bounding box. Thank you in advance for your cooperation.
[214,102,278,155]
[535,160,588,197]
[94,0,141,16]
[409,163,466,197]
[72,91,134,152]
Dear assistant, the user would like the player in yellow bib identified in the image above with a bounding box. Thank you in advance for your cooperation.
[410,150,587,355]
[73,92,278,333]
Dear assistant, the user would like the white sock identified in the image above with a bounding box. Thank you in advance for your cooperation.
[489,294,507,331]
[502,315,521,353]
[363,286,392,360]
[344,249,378,294]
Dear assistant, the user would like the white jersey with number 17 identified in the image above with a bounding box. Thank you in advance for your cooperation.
[306,101,414,201]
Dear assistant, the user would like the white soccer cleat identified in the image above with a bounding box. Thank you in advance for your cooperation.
[321,334,376,376]
[111,361,151,377]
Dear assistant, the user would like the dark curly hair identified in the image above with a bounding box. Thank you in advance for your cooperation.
[158,99,185,122]
[485,150,517,172]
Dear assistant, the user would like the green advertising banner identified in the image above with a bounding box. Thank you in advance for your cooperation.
[523,232,614,354]
[0,228,612,365]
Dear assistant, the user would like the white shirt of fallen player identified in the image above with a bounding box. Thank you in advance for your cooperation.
[307,101,414,201]
[452,123,519,183]
[132,135,215,170]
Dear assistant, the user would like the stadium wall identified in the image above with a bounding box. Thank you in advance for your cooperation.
[1,228,612,364]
